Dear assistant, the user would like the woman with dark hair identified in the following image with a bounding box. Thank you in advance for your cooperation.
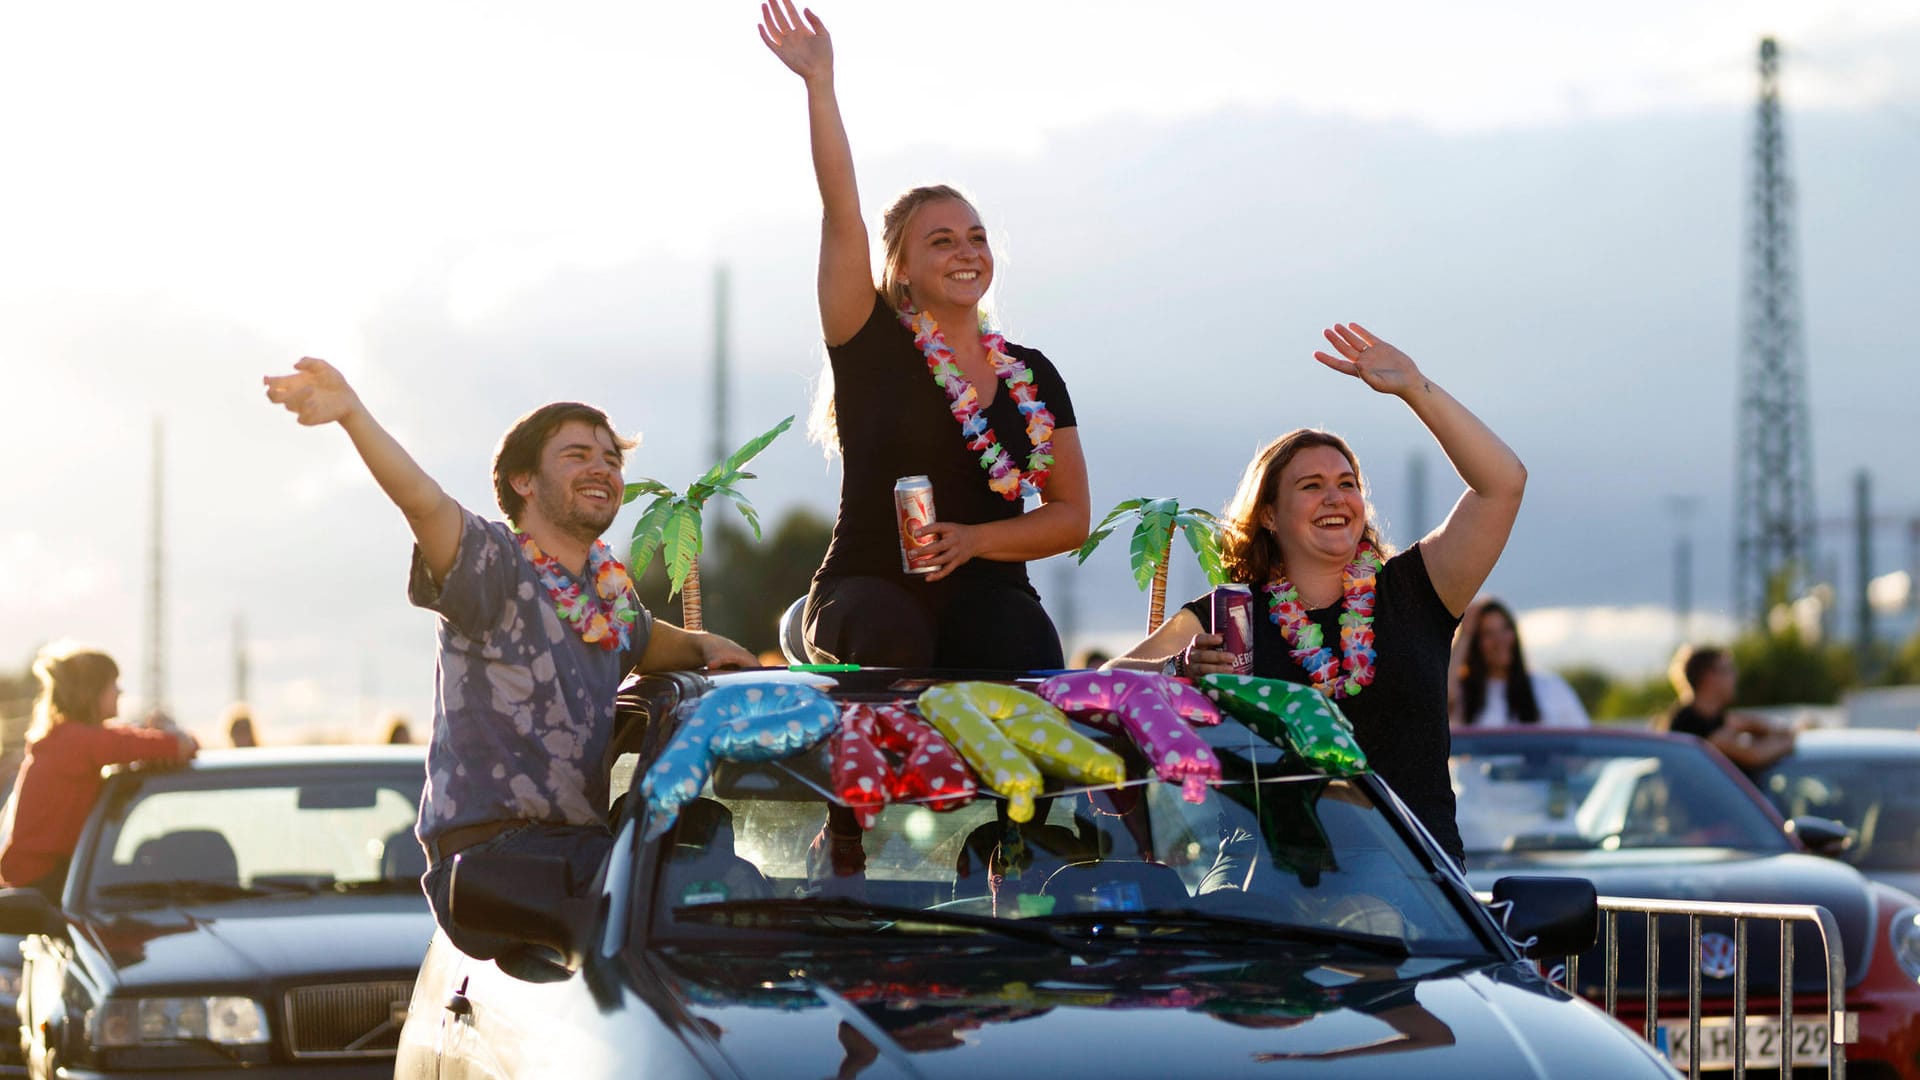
[759,2,1091,669]
[0,643,196,899]
[1109,325,1526,862]
[1449,598,1589,728]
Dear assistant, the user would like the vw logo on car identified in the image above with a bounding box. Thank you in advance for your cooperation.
[1699,932,1739,979]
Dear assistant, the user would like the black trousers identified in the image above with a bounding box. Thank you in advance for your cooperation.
[804,572,1065,671]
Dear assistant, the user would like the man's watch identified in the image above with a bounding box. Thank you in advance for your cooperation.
[1161,651,1187,679]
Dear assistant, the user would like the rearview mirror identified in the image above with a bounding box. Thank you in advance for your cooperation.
[1491,875,1598,959]
[0,888,67,937]
[1786,815,1854,858]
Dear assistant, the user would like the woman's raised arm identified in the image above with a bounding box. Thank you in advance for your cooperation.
[1312,323,1526,617]
[760,2,873,345]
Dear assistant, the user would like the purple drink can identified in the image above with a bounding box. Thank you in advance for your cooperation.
[895,475,938,575]
[1212,584,1255,675]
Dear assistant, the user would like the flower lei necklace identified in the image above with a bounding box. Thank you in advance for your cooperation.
[900,305,1056,501]
[1264,542,1384,699]
[512,528,638,652]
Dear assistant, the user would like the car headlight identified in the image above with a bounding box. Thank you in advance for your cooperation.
[89,996,269,1048]
[1889,906,1920,983]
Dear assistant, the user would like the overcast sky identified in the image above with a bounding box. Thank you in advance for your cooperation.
[3,0,1917,742]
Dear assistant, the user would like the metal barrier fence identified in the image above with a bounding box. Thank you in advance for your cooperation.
[1487,893,1850,1078]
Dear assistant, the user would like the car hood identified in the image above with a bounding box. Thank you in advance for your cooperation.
[1465,849,1873,991]
[651,948,1674,1079]
[74,896,434,990]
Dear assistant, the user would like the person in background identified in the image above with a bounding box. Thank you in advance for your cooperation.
[1653,644,1794,777]
[1068,647,1113,670]
[222,702,259,747]
[0,643,197,900]
[381,714,413,746]
[1448,598,1589,728]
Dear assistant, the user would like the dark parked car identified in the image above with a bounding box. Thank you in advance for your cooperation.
[1759,727,1920,897]
[0,746,433,1079]
[1451,727,1920,1078]
[398,670,1678,1079]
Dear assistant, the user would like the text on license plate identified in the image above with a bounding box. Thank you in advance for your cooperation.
[1656,1017,1828,1070]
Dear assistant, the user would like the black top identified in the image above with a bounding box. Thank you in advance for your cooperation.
[1665,703,1723,740]
[816,294,1077,587]
[1183,546,1464,862]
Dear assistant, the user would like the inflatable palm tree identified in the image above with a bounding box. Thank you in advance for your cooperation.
[1077,498,1227,632]
[623,415,793,631]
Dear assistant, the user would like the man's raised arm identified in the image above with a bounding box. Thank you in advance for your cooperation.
[264,357,463,583]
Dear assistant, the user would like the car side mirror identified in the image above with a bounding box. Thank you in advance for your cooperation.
[0,888,66,937]
[1491,875,1598,959]
[450,853,590,965]
[1786,815,1854,858]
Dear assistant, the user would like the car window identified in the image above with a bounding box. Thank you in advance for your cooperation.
[644,750,1490,958]
[1763,758,1920,870]
[86,775,422,903]
[1451,736,1791,856]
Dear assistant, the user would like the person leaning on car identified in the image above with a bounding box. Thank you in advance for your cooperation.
[0,642,198,901]
[264,358,755,960]
[1653,644,1795,778]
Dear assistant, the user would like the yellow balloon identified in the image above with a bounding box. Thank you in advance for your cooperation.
[918,683,1125,822]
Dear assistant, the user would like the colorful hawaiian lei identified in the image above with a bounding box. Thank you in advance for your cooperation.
[1263,542,1384,699]
[899,306,1056,501]
[512,529,638,652]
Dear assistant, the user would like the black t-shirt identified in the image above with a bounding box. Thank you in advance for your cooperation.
[1664,703,1724,740]
[1183,546,1464,862]
[817,294,1078,587]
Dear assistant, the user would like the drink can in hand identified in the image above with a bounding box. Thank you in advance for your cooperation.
[895,475,938,575]
[1212,584,1255,674]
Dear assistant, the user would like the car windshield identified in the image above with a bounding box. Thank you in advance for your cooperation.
[82,767,425,908]
[1762,753,1920,871]
[1450,734,1792,857]
[645,732,1490,959]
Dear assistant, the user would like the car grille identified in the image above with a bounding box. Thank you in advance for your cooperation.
[282,980,414,1058]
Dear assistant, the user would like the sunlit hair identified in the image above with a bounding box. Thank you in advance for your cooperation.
[492,402,638,525]
[1669,644,1728,699]
[1456,599,1541,725]
[29,641,119,741]
[808,184,983,454]
[1218,429,1390,587]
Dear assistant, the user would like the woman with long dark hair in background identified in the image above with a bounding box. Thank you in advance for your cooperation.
[1449,598,1590,728]
[759,1,1090,669]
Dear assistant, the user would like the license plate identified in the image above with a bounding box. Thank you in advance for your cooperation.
[1656,1017,1828,1070]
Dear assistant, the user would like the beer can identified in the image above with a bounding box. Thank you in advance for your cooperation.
[1212,584,1255,675]
[894,475,938,575]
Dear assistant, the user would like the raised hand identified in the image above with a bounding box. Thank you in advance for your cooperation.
[759,0,833,83]
[263,357,366,427]
[1312,323,1424,398]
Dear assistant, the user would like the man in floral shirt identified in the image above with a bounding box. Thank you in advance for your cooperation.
[266,357,753,958]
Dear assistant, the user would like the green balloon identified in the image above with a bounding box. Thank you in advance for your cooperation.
[1198,675,1369,776]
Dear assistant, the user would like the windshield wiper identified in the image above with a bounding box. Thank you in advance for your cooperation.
[93,880,283,902]
[671,897,1062,948]
[1030,909,1411,958]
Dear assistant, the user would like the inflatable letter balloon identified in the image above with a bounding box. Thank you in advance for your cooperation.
[1038,671,1223,802]
[918,683,1123,822]
[831,702,977,828]
[642,681,841,838]
[1198,675,1368,775]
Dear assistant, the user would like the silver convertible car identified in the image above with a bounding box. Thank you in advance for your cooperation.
[398,670,1679,1079]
